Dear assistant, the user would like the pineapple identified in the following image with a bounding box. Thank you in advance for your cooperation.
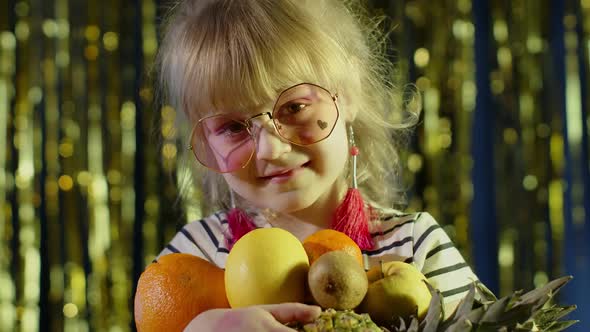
[288,276,577,332]
[289,309,383,331]
[385,275,577,332]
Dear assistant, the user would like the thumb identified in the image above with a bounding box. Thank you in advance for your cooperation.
[261,303,322,324]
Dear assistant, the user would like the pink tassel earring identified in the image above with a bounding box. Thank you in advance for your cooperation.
[331,126,373,250]
[226,189,256,249]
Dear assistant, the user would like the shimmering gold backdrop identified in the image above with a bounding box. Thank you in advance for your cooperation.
[1,0,589,331]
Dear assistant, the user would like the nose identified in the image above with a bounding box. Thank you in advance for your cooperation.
[251,118,292,160]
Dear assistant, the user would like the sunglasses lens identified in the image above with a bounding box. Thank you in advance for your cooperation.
[191,115,255,173]
[273,84,338,145]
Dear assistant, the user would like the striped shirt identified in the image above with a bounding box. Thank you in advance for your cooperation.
[157,210,480,304]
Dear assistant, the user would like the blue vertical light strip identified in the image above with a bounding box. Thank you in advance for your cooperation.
[470,0,499,294]
[577,0,590,283]
[551,0,589,330]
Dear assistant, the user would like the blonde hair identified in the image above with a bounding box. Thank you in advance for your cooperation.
[156,0,421,215]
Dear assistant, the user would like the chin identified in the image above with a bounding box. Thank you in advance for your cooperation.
[261,193,317,214]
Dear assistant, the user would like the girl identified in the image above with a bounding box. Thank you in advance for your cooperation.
[152,0,482,330]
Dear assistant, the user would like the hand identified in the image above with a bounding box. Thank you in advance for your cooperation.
[184,302,322,332]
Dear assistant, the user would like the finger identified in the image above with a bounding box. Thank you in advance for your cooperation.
[264,317,303,332]
[260,302,322,324]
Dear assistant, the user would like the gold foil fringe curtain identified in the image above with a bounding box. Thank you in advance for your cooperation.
[0,0,183,331]
[0,0,589,331]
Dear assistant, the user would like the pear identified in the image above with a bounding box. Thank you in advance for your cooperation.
[358,261,432,325]
[307,250,368,310]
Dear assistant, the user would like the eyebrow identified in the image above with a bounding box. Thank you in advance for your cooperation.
[206,100,278,119]
[198,83,311,119]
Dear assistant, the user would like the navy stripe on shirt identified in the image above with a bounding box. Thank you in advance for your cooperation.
[413,224,441,253]
[180,227,213,261]
[199,219,219,247]
[370,219,415,237]
[380,212,414,222]
[425,242,454,259]
[424,262,469,278]
[166,243,180,253]
[364,236,413,256]
[180,228,198,245]
[441,283,473,298]
[214,212,228,224]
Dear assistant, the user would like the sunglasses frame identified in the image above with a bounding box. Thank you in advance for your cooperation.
[188,83,340,173]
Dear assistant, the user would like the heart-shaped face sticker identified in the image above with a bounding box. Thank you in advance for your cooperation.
[317,120,328,130]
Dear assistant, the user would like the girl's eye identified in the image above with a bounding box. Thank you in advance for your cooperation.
[285,103,307,114]
[216,122,247,136]
[274,101,313,124]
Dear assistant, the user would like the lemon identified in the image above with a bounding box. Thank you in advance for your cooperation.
[224,228,310,307]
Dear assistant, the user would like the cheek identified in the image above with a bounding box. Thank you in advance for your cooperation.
[313,122,349,171]
[223,174,258,204]
[222,167,256,190]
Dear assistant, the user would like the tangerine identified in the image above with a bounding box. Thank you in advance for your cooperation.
[302,229,364,267]
[134,253,230,332]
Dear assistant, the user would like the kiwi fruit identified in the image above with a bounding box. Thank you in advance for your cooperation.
[307,250,368,310]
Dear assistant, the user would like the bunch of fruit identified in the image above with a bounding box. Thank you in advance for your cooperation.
[134,228,576,332]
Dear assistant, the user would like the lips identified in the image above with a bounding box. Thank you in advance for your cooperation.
[259,161,310,180]
[261,169,295,178]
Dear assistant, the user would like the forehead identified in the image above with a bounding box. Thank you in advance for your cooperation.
[193,82,332,121]
[192,85,284,120]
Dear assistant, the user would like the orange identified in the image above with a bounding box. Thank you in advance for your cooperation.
[134,253,230,332]
[302,229,364,267]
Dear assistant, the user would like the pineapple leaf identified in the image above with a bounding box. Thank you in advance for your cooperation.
[447,282,477,321]
[420,281,443,332]
[439,306,476,331]
[460,305,486,324]
[542,319,579,332]
[445,317,474,332]
[533,304,577,326]
[512,276,573,311]
[513,320,535,331]
[407,317,419,332]
[479,295,510,323]
[396,317,407,332]
[475,281,498,302]
[389,316,420,332]
[489,302,533,327]
[473,322,506,332]
[441,306,485,332]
